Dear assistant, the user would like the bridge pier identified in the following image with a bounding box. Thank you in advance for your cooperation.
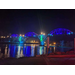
[40,41,44,46]
[38,34,47,46]
[18,36,27,43]
[47,37,49,54]
[74,38,75,53]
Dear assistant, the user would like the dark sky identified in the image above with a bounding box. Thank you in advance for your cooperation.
[0,9,75,34]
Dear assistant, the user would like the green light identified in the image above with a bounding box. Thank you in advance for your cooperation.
[19,36,21,42]
[40,35,43,42]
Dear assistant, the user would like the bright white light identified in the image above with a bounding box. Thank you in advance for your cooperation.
[41,32,45,35]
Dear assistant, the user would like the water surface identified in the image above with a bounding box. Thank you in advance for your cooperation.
[0,44,73,58]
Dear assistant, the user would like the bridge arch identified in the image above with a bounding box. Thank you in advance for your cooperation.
[50,28,73,35]
[10,34,19,38]
[25,32,38,37]
[25,32,39,43]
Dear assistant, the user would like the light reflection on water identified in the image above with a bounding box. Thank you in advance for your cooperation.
[31,45,35,56]
[54,47,55,52]
[0,44,73,58]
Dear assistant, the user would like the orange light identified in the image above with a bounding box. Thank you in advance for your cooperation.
[20,34,21,36]
[4,36,5,38]
[41,32,45,35]
[7,36,9,38]
[53,42,56,45]
[41,32,43,34]
[1,36,3,38]
[43,33,45,35]
[23,35,24,37]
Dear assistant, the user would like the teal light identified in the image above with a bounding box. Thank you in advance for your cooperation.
[38,34,47,46]
[71,32,73,34]
[67,33,70,35]
[40,35,43,42]
[19,36,21,42]
[48,34,53,36]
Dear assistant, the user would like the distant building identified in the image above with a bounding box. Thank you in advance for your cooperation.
[26,37,40,43]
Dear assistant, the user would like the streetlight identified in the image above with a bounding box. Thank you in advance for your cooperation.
[53,42,56,46]
[22,35,24,37]
[41,32,43,34]
[19,34,21,36]
[43,33,45,35]
[41,32,45,35]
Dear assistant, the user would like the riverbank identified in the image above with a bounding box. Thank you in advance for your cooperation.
[0,56,75,65]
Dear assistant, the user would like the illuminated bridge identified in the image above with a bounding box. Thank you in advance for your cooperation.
[6,28,74,45]
[49,28,73,35]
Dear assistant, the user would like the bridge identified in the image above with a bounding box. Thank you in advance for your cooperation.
[10,28,74,45]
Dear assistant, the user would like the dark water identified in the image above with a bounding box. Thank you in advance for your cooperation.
[0,44,73,58]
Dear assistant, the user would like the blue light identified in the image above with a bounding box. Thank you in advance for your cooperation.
[33,35,36,37]
[25,32,38,37]
[48,34,50,35]
[48,34,53,36]
[31,46,35,56]
[13,46,16,57]
[23,46,26,56]
[40,41,44,46]
[50,34,53,36]
[67,33,70,35]
[37,47,40,55]
[69,33,70,34]
[60,33,62,34]
[20,41,23,43]
[56,33,58,35]
[71,32,73,34]
[10,45,15,57]
[26,46,31,57]
[11,34,19,38]
[50,28,73,35]
[48,34,52,36]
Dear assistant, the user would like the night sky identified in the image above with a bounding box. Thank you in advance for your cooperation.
[0,9,75,34]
